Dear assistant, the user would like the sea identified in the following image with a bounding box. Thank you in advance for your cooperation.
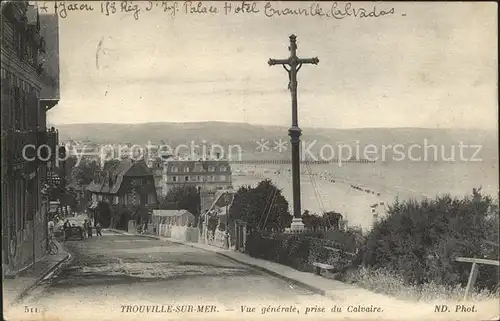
[231,160,499,233]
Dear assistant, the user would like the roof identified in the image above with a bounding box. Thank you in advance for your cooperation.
[152,209,194,217]
[86,159,153,194]
[164,160,231,174]
[206,189,235,215]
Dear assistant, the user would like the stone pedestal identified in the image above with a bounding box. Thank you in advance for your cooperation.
[289,217,305,233]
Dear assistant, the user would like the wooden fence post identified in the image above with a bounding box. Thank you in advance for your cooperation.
[464,261,479,301]
[454,256,499,301]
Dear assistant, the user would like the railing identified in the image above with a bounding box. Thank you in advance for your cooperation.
[455,257,499,300]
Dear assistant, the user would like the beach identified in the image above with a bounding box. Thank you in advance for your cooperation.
[231,161,498,233]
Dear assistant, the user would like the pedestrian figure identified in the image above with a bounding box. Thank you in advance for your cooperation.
[83,220,89,239]
[63,219,70,240]
[96,221,102,236]
[87,219,93,238]
[48,218,55,238]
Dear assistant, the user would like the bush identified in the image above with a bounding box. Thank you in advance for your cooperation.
[360,189,499,292]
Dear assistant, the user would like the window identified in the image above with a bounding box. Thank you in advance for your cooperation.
[191,176,197,181]
[172,176,177,182]
[114,196,119,204]
[184,166,190,172]
[197,176,201,181]
[171,166,178,172]
[127,193,135,205]
[220,166,226,172]
[184,176,189,182]
[209,166,215,172]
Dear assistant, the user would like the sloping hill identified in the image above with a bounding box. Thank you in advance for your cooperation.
[53,122,498,162]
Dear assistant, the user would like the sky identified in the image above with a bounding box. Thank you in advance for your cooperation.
[40,1,497,129]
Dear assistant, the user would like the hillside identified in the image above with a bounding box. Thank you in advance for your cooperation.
[53,122,498,162]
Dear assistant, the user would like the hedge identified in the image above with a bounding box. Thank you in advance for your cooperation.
[245,231,357,273]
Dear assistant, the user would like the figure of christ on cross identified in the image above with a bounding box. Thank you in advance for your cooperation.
[268,35,319,231]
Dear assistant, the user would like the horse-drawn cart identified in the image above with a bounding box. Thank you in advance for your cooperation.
[64,226,84,240]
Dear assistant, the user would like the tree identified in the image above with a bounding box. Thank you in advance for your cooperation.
[111,204,133,230]
[96,200,113,228]
[322,211,343,230]
[70,158,101,187]
[132,204,150,225]
[161,185,200,214]
[302,210,324,231]
[229,179,292,232]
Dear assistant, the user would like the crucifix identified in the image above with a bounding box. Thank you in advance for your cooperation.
[268,34,319,230]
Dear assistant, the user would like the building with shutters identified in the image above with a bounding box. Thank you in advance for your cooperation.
[1,1,61,276]
[151,156,233,197]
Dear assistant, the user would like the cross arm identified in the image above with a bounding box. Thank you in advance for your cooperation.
[297,57,319,65]
[268,58,289,66]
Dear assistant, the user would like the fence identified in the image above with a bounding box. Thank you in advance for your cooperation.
[206,229,229,249]
[455,256,500,300]
[156,223,199,243]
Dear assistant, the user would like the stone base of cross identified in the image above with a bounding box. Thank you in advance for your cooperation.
[289,217,305,232]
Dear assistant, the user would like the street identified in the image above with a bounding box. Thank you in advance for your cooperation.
[17,231,333,320]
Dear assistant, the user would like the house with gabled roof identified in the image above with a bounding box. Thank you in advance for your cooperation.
[86,159,158,210]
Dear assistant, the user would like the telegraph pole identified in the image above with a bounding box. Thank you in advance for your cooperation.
[268,35,319,232]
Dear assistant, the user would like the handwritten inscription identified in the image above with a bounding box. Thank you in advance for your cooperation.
[120,1,141,20]
[183,1,218,14]
[224,2,260,15]
[263,2,395,19]
[48,1,399,20]
[56,2,95,19]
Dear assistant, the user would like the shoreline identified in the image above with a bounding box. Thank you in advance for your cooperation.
[230,162,498,232]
